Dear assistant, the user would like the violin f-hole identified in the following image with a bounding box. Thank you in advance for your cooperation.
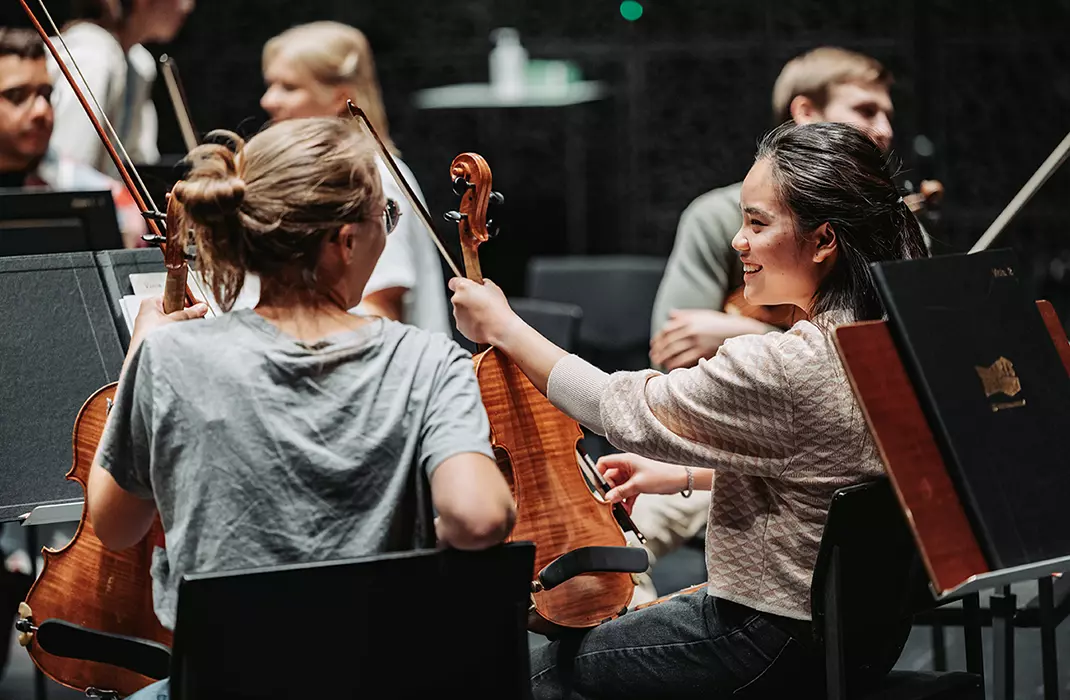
[492,446,516,495]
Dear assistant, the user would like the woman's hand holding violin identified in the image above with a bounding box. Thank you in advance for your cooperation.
[449,277,522,346]
[125,295,209,371]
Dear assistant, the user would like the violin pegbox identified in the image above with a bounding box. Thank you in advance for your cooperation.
[446,153,503,282]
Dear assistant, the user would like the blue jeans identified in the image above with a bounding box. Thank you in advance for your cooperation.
[126,679,169,699]
[530,590,821,699]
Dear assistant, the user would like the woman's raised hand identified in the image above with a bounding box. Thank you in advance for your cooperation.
[449,277,521,346]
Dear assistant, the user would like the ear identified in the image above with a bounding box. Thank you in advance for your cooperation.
[332,86,352,116]
[811,222,838,264]
[789,95,823,125]
[336,223,358,262]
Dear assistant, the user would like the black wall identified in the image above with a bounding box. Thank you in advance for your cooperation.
[7,1,1070,315]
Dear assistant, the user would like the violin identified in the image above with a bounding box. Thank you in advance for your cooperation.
[903,178,944,216]
[15,1,199,695]
[449,154,648,632]
[723,178,947,331]
[346,101,648,634]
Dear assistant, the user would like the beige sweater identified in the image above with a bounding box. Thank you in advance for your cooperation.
[547,311,883,620]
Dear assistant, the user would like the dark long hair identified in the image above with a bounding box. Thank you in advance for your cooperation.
[755,122,929,321]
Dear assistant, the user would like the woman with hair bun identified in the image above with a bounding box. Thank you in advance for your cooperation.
[261,21,450,335]
[85,117,516,700]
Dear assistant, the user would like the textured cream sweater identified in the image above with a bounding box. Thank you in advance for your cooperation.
[547,312,883,620]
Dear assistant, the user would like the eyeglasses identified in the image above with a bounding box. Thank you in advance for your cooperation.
[0,83,53,110]
[383,198,401,234]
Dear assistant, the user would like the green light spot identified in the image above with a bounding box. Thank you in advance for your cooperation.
[620,0,643,21]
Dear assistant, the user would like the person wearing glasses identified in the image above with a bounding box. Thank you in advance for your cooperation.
[260,21,450,335]
[88,117,517,700]
[0,27,145,247]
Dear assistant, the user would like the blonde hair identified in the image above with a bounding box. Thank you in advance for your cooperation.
[771,47,892,124]
[171,117,383,311]
[262,21,397,155]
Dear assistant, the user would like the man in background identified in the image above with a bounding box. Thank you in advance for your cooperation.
[0,27,145,248]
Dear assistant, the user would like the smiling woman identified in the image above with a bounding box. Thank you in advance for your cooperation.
[447,121,930,698]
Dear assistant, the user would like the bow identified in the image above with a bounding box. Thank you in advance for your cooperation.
[20,0,199,313]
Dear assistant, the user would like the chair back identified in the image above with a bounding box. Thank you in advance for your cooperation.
[811,479,933,692]
[509,297,583,352]
[169,543,536,700]
[526,256,666,371]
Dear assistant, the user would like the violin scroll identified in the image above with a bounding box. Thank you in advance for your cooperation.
[447,154,497,283]
[903,179,945,215]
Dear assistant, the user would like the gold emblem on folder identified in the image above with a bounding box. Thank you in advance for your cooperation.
[975,357,1026,411]
[975,357,1021,398]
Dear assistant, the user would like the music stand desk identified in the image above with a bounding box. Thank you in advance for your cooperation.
[834,300,1070,700]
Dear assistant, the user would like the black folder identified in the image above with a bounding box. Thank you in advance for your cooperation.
[873,248,1070,569]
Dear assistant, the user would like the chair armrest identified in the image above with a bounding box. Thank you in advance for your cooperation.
[533,546,648,592]
[17,618,170,681]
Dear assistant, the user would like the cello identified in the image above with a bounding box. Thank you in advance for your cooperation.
[14,0,199,695]
[346,101,650,634]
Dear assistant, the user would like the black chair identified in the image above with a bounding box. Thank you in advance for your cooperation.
[22,543,536,699]
[525,255,666,372]
[526,256,666,460]
[811,480,985,699]
[509,297,583,353]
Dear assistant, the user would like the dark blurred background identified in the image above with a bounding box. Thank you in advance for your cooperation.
[4,0,1068,316]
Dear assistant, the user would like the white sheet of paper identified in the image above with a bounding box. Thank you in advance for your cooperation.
[121,272,261,332]
[129,272,166,296]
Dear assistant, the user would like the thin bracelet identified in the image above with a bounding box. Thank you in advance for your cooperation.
[680,466,694,498]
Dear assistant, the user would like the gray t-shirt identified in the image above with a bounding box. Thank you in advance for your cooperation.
[97,310,494,630]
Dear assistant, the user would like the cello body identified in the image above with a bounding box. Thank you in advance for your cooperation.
[17,383,171,697]
[474,349,637,633]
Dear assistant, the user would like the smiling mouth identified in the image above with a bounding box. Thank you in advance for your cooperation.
[742,263,762,275]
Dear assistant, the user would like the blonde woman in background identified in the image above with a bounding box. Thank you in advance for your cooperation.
[261,21,450,335]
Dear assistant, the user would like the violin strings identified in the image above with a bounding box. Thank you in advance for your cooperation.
[37,0,161,217]
[346,102,463,278]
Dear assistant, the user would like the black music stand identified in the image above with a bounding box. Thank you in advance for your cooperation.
[95,248,166,349]
[834,256,1070,700]
[0,190,123,257]
[0,252,125,525]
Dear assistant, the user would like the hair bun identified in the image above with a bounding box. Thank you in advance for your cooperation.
[172,133,247,224]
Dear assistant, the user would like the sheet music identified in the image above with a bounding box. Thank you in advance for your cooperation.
[120,272,261,332]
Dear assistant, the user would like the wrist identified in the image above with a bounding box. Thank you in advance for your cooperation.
[488,311,526,351]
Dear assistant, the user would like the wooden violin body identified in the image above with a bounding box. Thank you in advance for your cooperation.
[474,349,637,632]
[722,286,801,329]
[17,384,171,697]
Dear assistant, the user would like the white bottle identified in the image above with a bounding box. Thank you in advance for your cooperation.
[489,28,527,102]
